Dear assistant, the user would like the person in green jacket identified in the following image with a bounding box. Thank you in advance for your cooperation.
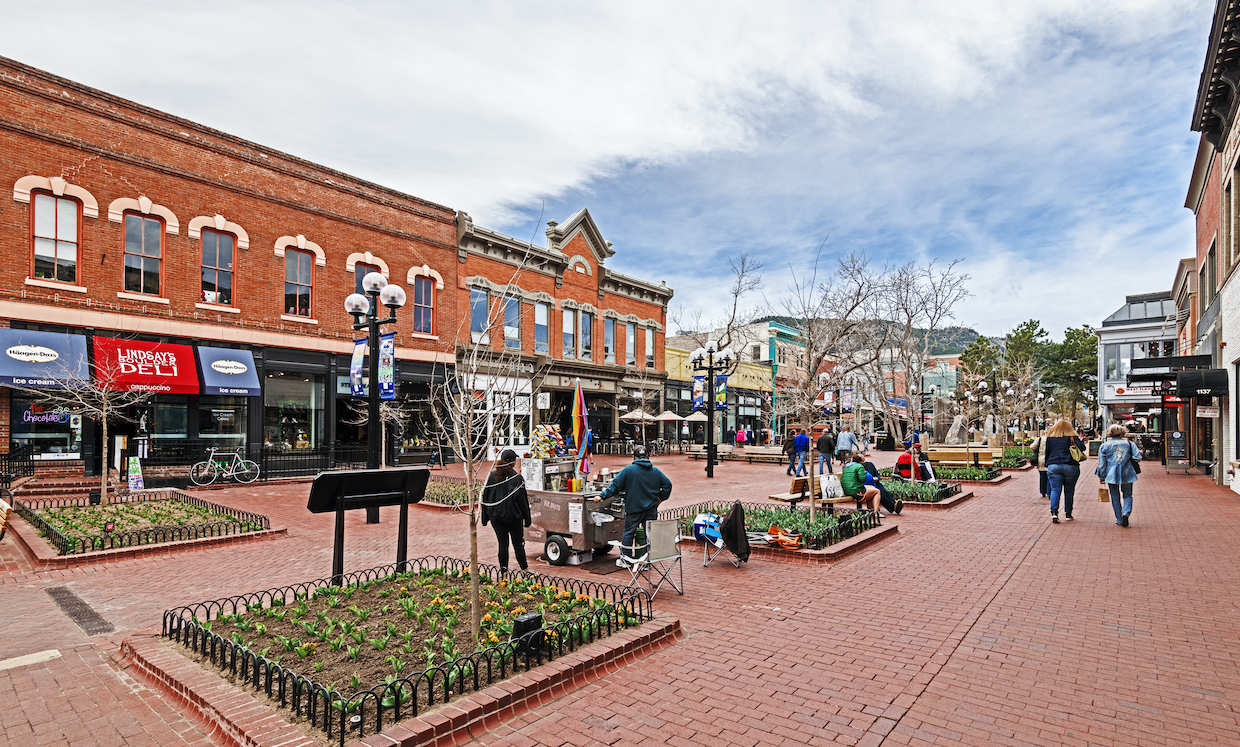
[840,454,881,513]
[599,446,672,559]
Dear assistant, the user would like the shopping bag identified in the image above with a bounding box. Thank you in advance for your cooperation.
[1098,487,1110,502]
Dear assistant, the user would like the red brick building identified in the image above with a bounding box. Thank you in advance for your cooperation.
[455,209,673,459]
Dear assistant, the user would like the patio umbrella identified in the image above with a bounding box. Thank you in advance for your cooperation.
[653,411,684,422]
[685,411,709,422]
[619,409,657,421]
[572,378,589,474]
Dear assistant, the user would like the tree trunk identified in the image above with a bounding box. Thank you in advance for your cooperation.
[100,414,109,505]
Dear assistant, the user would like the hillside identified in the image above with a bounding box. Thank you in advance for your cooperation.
[752,317,983,355]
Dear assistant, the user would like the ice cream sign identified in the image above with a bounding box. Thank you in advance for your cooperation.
[210,359,248,375]
[6,344,59,363]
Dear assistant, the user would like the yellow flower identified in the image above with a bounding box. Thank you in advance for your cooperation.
[482,614,492,622]
[512,606,527,616]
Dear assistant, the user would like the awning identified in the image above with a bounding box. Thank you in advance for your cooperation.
[1176,369,1228,397]
[0,329,89,388]
[92,337,200,394]
[197,347,260,396]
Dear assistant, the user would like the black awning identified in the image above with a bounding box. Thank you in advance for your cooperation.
[1176,369,1228,397]
[1132,355,1213,370]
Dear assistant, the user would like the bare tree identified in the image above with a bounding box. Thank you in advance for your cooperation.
[668,253,766,378]
[15,354,155,504]
[340,399,415,467]
[779,251,891,520]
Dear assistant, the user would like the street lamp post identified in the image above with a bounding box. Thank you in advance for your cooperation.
[690,341,734,479]
[345,272,407,526]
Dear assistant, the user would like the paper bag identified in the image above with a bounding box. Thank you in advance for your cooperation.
[1098,487,1110,502]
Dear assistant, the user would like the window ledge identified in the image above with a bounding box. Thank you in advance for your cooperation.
[117,291,170,305]
[410,332,440,341]
[25,277,88,293]
[196,302,241,314]
[281,314,318,325]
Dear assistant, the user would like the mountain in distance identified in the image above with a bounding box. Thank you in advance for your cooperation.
[752,317,983,356]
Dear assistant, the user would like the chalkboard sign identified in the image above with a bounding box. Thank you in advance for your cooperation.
[1165,431,1188,460]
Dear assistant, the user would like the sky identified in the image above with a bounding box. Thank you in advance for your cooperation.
[0,0,1215,341]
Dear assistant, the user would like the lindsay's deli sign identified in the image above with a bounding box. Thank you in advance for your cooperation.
[92,337,200,394]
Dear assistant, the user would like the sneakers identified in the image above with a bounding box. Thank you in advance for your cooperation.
[1051,513,1059,524]
[1121,514,1129,527]
[1064,514,1074,521]
[895,499,904,515]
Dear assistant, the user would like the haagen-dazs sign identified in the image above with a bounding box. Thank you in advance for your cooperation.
[6,345,59,364]
[210,359,248,375]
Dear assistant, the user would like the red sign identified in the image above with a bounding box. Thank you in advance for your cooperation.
[92,338,200,394]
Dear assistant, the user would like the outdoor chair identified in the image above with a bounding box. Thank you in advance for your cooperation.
[699,513,739,568]
[613,519,683,598]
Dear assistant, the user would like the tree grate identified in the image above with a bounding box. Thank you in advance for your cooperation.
[46,587,114,635]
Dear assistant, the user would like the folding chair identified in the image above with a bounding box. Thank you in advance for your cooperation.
[614,519,683,598]
[700,514,739,568]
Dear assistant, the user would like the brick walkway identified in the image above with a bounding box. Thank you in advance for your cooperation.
[2,450,1239,746]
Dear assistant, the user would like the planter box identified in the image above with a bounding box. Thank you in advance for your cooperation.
[681,522,899,565]
[898,491,975,511]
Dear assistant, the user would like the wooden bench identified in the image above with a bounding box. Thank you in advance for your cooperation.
[767,476,858,514]
[0,495,12,542]
[925,448,996,467]
[722,446,786,464]
[686,444,735,460]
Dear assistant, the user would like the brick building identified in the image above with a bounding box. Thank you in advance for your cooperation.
[0,56,463,475]
[454,210,672,460]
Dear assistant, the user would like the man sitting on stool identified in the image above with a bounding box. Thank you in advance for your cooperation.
[598,446,673,563]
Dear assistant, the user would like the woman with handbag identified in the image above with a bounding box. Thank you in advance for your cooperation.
[1044,419,1087,524]
[1095,424,1141,527]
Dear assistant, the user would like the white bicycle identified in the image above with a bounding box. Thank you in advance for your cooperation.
[189,447,260,485]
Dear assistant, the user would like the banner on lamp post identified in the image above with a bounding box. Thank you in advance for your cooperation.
[691,375,706,411]
[714,375,728,411]
[349,339,366,397]
[378,332,396,400]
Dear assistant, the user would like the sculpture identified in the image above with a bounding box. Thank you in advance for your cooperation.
[945,414,968,445]
[984,414,995,435]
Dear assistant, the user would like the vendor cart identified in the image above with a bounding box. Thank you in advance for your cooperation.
[522,458,624,565]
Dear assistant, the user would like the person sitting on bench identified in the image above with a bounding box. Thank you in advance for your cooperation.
[841,454,881,513]
[895,444,936,482]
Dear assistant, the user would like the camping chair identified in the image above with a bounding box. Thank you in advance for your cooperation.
[615,519,683,598]
[699,513,739,568]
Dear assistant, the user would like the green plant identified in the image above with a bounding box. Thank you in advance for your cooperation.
[347,645,360,661]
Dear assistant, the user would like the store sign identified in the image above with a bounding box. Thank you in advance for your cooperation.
[197,347,261,396]
[210,359,247,375]
[92,337,199,394]
[1198,405,1221,418]
[22,404,71,423]
[6,345,59,363]
[0,329,89,387]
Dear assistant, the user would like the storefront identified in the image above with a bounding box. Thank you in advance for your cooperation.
[0,328,90,460]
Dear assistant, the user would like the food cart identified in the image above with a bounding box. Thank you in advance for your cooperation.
[522,457,624,565]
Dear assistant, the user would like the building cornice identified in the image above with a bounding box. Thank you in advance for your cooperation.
[1185,136,1217,212]
[1192,1,1240,148]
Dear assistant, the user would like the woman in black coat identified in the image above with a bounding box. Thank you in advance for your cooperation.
[480,449,532,573]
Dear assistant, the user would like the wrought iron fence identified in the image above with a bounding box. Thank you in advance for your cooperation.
[0,445,36,487]
[257,444,369,480]
[13,488,271,555]
[658,501,883,551]
[162,556,654,746]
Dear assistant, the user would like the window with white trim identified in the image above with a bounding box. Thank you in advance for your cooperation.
[124,213,163,295]
[504,297,521,349]
[470,289,488,343]
[412,276,434,334]
[201,229,234,305]
[534,303,550,354]
[625,323,636,366]
[604,318,616,363]
[32,193,79,284]
[645,328,654,368]
[581,313,593,359]
[285,249,314,317]
[563,309,576,359]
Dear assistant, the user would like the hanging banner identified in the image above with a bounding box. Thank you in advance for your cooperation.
[692,375,706,411]
[714,375,728,411]
[378,332,396,400]
[349,339,366,396]
[842,387,854,414]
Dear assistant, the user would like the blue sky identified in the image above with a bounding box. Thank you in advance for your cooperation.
[0,1,1213,340]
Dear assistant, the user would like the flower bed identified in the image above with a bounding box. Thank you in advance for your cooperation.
[884,480,961,502]
[13,489,269,555]
[163,557,651,745]
[659,502,880,550]
[421,475,469,508]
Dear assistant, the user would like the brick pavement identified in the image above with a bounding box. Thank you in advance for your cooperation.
[1,450,1238,746]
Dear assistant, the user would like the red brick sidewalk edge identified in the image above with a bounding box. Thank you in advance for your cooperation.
[946,474,1012,486]
[898,491,975,511]
[682,522,899,566]
[118,616,682,747]
[5,514,287,570]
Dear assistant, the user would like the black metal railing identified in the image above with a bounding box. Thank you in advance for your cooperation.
[13,488,271,555]
[0,445,36,487]
[257,444,369,480]
[162,557,654,746]
[659,501,883,551]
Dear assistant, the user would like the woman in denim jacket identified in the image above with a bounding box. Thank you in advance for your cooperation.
[1095,424,1141,527]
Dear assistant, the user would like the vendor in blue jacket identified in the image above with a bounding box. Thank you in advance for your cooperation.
[599,446,672,559]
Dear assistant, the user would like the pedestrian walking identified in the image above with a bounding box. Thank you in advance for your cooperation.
[598,446,672,560]
[835,425,860,463]
[817,429,836,474]
[480,449,532,574]
[783,436,797,475]
[793,429,810,476]
[1096,424,1141,527]
[1044,419,1087,523]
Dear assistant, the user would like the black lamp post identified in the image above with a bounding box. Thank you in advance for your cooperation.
[346,272,407,524]
[690,341,734,479]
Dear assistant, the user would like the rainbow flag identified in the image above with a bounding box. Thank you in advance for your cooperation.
[572,378,590,474]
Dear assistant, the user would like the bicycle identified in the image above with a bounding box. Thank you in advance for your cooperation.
[190,447,260,485]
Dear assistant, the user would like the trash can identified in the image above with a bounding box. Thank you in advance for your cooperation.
[876,432,896,451]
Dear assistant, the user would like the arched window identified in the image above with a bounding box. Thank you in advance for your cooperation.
[31,192,81,284]
[285,249,314,317]
[123,212,164,296]
[200,229,235,305]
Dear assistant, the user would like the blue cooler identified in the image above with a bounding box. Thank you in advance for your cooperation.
[692,513,718,541]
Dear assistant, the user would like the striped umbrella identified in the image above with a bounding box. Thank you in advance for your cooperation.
[572,377,590,474]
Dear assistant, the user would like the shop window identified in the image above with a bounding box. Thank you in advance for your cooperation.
[751,345,761,361]
[626,323,635,366]
[285,249,314,317]
[264,371,325,449]
[10,396,82,459]
[563,309,576,358]
[124,213,163,295]
[470,289,488,344]
[201,229,234,305]
[604,318,616,363]
[534,303,550,354]
[354,262,380,295]
[32,193,79,284]
[199,396,247,449]
[412,276,434,335]
[504,297,521,349]
[645,327,655,368]
[581,312,593,359]
[153,398,188,440]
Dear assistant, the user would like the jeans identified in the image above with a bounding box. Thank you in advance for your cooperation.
[622,507,659,558]
[793,451,807,476]
[490,520,527,571]
[1047,463,1080,516]
[1107,483,1134,522]
[819,452,834,474]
